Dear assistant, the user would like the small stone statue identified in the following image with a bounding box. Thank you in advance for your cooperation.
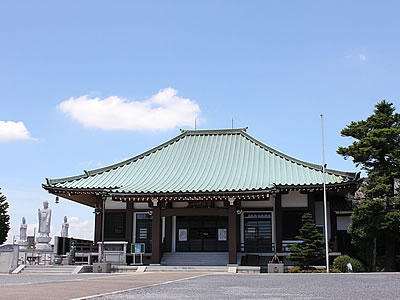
[61,216,69,237]
[19,217,28,248]
[20,217,28,242]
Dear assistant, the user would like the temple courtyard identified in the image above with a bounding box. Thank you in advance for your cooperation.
[0,272,399,299]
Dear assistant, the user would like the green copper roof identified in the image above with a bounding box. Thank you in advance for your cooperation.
[44,128,357,194]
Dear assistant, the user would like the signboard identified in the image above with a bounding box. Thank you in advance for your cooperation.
[178,229,187,241]
[218,228,227,241]
[131,243,145,254]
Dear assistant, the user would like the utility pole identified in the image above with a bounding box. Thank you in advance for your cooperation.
[320,114,330,273]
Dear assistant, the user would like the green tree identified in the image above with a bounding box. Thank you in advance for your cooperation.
[337,100,400,271]
[0,188,10,245]
[289,213,324,269]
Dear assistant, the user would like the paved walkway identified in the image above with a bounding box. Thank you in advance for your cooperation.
[0,272,205,300]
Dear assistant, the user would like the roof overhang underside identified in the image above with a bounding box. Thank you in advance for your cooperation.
[43,181,357,208]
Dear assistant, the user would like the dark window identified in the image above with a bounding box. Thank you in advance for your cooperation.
[104,212,126,240]
[282,211,306,240]
[244,213,272,252]
[136,213,152,253]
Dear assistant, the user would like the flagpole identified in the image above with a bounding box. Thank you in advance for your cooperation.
[320,114,330,273]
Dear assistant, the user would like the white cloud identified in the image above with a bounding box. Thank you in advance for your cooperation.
[68,218,93,240]
[58,88,201,131]
[359,54,367,61]
[0,121,35,142]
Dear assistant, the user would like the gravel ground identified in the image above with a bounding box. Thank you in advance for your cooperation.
[95,273,400,300]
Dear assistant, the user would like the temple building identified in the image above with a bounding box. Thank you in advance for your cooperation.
[43,128,358,265]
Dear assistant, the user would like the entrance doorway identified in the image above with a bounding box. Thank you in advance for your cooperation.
[243,212,273,252]
[176,216,228,252]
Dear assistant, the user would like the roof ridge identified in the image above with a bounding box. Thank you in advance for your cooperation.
[181,128,248,135]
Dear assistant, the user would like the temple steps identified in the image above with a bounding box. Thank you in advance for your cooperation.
[146,265,228,272]
[161,252,229,266]
[21,265,76,274]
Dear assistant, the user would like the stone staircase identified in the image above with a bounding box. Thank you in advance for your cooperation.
[146,265,228,272]
[21,265,76,274]
[161,252,229,266]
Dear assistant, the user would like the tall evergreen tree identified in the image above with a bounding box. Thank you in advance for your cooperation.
[289,213,324,269]
[0,188,10,245]
[337,100,400,271]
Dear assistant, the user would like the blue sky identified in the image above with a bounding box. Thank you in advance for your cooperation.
[1,1,399,242]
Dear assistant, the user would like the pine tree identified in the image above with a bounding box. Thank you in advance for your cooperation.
[0,188,10,245]
[337,100,400,271]
[288,213,324,269]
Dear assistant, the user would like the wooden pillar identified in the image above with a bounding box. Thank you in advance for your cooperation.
[228,198,237,265]
[151,200,161,264]
[308,193,316,222]
[125,202,134,244]
[330,203,337,251]
[275,193,282,252]
[94,212,102,243]
[94,198,102,243]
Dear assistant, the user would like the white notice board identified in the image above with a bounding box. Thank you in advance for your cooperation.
[218,228,227,241]
[179,229,187,241]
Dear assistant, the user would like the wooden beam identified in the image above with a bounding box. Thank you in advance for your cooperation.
[161,208,228,217]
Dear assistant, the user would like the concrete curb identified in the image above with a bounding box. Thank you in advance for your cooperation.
[73,265,93,274]
[11,264,25,274]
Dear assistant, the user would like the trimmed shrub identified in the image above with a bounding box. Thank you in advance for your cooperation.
[349,258,365,272]
[288,266,301,273]
[330,268,341,273]
[333,255,352,272]
[312,269,321,273]
[333,255,364,273]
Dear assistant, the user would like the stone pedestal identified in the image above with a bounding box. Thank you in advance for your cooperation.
[268,263,284,273]
[93,262,111,273]
[18,241,28,251]
[36,235,52,251]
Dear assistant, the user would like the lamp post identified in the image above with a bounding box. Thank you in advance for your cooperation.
[100,193,107,263]
[320,114,330,273]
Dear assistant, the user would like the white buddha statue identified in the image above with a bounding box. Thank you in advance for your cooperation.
[61,216,69,237]
[36,200,52,250]
[38,200,51,235]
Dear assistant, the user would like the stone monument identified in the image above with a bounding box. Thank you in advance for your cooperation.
[36,200,52,251]
[18,217,28,248]
[61,216,69,237]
